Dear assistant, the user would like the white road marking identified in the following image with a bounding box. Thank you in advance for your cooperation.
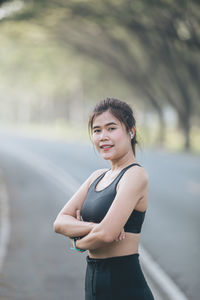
[139,246,188,300]
[0,143,80,195]
[0,143,189,299]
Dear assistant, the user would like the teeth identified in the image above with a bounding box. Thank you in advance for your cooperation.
[102,145,112,148]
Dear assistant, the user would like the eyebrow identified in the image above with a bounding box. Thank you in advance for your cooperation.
[92,122,118,130]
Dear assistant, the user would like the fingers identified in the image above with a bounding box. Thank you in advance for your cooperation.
[115,229,126,241]
[76,209,81,221]
[122,231,126,240]
[119,232,126,241]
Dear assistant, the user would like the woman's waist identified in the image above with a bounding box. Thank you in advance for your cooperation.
[88,232,140,259]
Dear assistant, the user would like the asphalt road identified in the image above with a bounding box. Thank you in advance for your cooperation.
[0,132,199,300]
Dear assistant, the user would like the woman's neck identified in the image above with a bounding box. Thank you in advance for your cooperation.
[109,152,137,172]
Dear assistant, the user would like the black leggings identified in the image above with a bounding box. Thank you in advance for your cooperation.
[85,253,154,300]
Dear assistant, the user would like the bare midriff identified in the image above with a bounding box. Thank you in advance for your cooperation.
[88,232,140,259]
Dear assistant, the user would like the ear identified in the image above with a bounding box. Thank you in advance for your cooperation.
[130,127,135,137]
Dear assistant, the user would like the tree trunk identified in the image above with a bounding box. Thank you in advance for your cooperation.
[178,112,191,151]
[183,116,190,151]
[156,108,165,148]
[145,91,165,148]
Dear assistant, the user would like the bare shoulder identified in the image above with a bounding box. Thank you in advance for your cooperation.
[88,168,109,186]
[119,165,149,190]
[134,165,149,182]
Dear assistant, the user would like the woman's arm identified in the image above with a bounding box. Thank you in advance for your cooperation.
[54,169,108,238]
[75,223,114,250]
[76,167,148,250]
[54,214,95,238]
[70,214,125,249]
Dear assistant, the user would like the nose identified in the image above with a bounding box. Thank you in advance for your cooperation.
[99,129,109,140]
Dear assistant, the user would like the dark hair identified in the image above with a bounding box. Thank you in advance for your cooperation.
[88,98,138,156]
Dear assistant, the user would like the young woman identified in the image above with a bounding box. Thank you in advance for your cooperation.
[54,98,154,300]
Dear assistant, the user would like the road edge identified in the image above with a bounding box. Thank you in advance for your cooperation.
[139,246,188,300]
[0,168,11,273]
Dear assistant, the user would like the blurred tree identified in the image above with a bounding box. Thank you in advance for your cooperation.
[1,0,200,150]
[61,0,200,150]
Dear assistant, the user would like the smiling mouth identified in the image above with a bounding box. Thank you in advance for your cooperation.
[100,145,114,149]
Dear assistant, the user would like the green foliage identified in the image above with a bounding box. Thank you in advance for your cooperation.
[0,0,200,151]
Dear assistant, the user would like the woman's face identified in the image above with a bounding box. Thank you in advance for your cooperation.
[91,110,133,161]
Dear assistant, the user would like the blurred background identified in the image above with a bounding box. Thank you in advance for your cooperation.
[0,1,199,300]
[0,0,199,151]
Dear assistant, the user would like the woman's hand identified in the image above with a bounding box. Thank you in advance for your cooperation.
[76,209,81,221]
[69,210,95,246]
[75,209,96,233]
[115,228,126,241]
[69,209,82,245]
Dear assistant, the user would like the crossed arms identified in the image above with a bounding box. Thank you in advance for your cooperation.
[54,167,148,250]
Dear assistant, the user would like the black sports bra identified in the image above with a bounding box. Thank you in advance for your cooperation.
[81,163,146,234]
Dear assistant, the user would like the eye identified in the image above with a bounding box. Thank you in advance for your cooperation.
[93,129,100,133]
[108,127,116,131]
